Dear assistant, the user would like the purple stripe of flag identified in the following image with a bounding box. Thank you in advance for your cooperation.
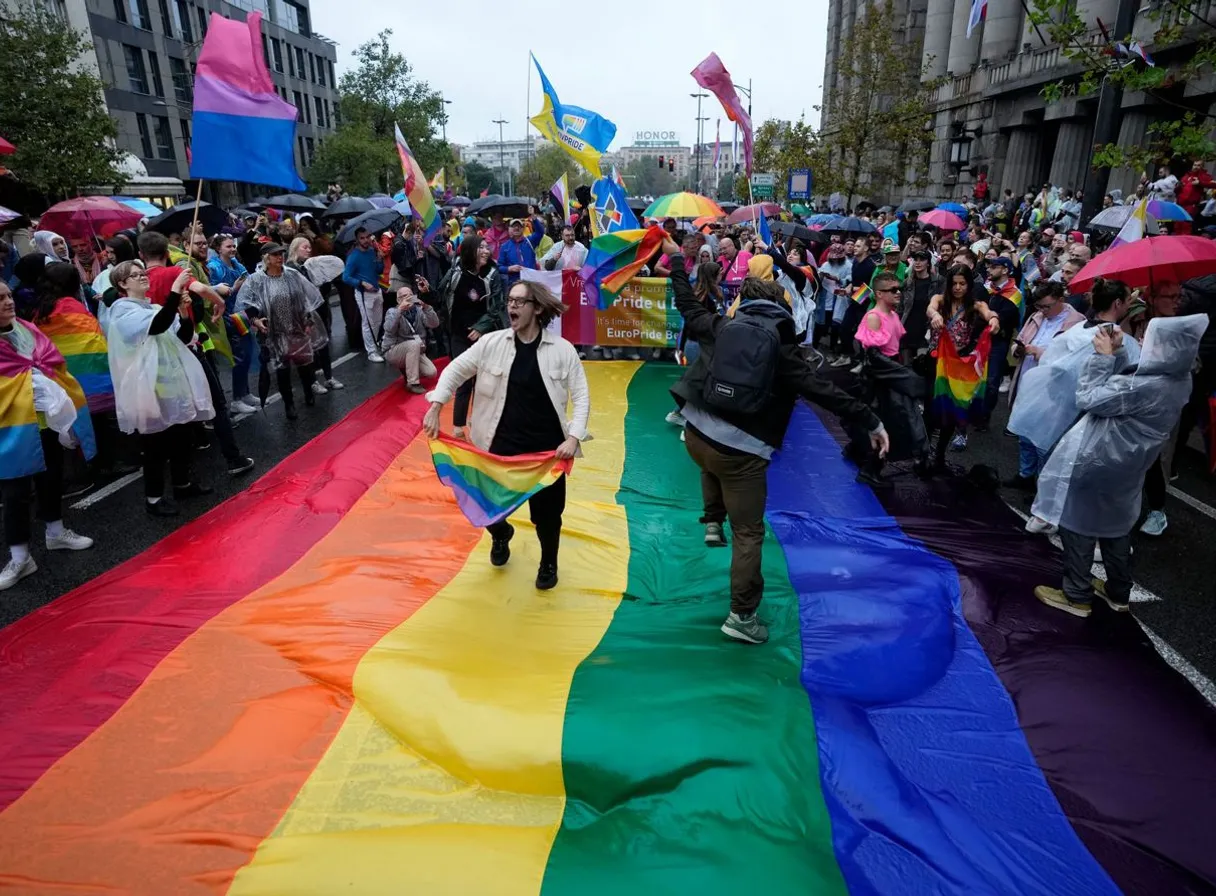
[193,74,297,120]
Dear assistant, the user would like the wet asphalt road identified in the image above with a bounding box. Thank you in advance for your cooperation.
[2,327,1214,696]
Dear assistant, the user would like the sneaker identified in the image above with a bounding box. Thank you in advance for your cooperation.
[326,377,345,390]
[145,499,179,517]
[950,433,968,451]
[368,351,385,363]
[229,399,260,415]
[1091,577,1130,613]
[536,562,558,590]
[227,456,255,476]
[721,611,769,644]
[829,355,852,367]
[174,482,214,499]
[62,481,94,501]
[0,556,37,591]
[1093,543,1102,563]
[1003,474,1037,492]
[285,405,299,421]
[490,523,514,567]
[1139,510,1168,537]
[665,409,686,427]
[705,521,727,547]
[46,529,94,551]
[1025,516,1057,535]
[406,383,426,394]
[1033,585,1092,618]
[680,429,686,442]
[311,380,329,395]
[999,377,1011,394]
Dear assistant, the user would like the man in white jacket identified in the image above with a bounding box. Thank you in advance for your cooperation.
[423,278,589,591]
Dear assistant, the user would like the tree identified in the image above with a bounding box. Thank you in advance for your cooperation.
[1030,0,1216,174]
[307,30,450,196]
[463,160,496,197]
[515,145,585,198]
[815,0,939,206]
[622,158,676,197]
[0,3,124,203]
[752,117,822,202]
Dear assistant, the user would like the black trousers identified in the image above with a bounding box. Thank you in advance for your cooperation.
[141,424,193,499]
[193,348,242,463]
[276,363,316,408]
[449,329,476,427]
[1144,455,1167,512]
[1060,526,1133,605]
[487,475,566,566]
[2,430,64,547]
[313,301,334,380]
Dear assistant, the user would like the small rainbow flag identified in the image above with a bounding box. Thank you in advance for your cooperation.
[852,283,873,304]
[931,325,992,427]
[395,122,442,246]
[428,167,445,192]
[579,225,666,310]
[429,434,573,528]
[227,311,250,337]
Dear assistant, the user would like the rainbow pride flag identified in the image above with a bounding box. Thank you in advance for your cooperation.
[227,311,250,337]
[37,298,114,413]
[429,433,572,527]
[395,123,442,246]
[851,282,872,304]
[932,324,992,426]
[579,225,666,309]
[0,366,1211,895]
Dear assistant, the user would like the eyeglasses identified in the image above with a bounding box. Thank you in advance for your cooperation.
[506,297,535,307]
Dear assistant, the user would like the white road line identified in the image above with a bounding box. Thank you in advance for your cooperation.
[70,351,361,510]
[1167,484,1216,522]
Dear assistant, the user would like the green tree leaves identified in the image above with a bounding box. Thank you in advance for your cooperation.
[515,145,585,198]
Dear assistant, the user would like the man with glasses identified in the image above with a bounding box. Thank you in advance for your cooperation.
[899,249,943,363]
[342,227,386,362]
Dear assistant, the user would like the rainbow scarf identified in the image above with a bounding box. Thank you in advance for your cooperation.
[429,433,572,527]
[36,298,114,413]
[0,365,1205,893]
[0,318,96,479]
[987,275,1024,309]
[931,324,992,426]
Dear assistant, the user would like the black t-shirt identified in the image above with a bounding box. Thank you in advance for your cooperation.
[489,335,566,456]
[901,276,934,349]
[451,268,488,333]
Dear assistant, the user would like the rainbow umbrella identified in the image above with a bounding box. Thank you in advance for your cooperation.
[643,192,724,219]
[1146,199,1192,222]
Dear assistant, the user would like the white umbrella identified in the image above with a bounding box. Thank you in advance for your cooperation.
[303,254,345,286]
[1088,204,1161,234]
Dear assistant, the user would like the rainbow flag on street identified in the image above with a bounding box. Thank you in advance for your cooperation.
[37,301,114,414]
[932,325,992,426]
[394,123,442,246]
[579,225,666,309]
[429,433,572,527]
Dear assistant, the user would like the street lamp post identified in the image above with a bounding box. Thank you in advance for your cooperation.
[732,80,752,178]
[691,92,707,194]
[492,118,509,194]
[441,98,452,143]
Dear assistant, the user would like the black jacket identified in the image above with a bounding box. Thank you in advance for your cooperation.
[668,267,881,449]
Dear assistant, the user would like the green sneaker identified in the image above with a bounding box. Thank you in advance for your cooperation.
[1092,578,1130,613]
[721,611,769,644]
[1033,585,1092,618]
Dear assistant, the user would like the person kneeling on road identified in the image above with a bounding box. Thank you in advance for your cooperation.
[664,237,889,645]
[383,281,440,394]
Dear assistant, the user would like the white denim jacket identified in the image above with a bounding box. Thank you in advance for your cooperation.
[427,327,591,453]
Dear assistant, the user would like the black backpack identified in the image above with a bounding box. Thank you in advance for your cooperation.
[703,301,785,415]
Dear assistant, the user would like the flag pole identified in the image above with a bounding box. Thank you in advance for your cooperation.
[187,178,204,242]
[525,50,531,182]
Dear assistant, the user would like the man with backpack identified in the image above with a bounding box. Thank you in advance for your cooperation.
[663,238,889,645]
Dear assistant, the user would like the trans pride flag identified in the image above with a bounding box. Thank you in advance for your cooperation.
[189,12,304,190]
[395,123,442,246]
[429,434,572,527]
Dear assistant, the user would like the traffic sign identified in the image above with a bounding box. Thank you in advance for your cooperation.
[751,172,775,199]
[788,169,812,200]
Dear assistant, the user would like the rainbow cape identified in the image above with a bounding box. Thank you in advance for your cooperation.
[37,299,114,414]
[0,367,1211,892]
[429,433,572,527]
[579,225,666,310]
[395,123,442,246]
[932,324,992,426]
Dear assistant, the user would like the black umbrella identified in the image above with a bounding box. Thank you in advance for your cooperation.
[877,205,895,214]
[265,193,326,212]
[145,200,229,236]
[720,201,741,213]
[334,207,403,244]
[771,220,828,246]
[466,194,530,217]
[626,197,649,214]
[323,196,374,218]
[897,199,936,213]
[821,215,878,236]
[447,195,472,206]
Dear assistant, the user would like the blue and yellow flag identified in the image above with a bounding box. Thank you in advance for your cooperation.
[589,174,638,238]
[529,53,616,178]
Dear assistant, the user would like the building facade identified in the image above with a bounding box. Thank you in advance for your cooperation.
[459,136,539,175]
[81,0,338,203]
[821,0,1215,205]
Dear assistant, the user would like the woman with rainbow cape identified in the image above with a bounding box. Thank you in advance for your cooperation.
[423,276,589,592]
[0,282,96,592]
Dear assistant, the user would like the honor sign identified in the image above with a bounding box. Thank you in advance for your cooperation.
[634,130,680,147]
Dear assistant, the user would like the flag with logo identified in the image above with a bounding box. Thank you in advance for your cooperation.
[529,53,616,178]
[589,174,639,238]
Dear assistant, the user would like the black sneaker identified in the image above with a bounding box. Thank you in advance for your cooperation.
[490,524,514,567]
[145,499,179,517]
[284,405,298,421]
[62,481,94,500]
[304,391,316,408]
[1003,474,1037,492]
[174,482,214,499]
[227,456,255,476]
[536,562,558,590]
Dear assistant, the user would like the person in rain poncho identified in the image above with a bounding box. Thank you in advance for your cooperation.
[31,230,70,265]
[1032,313,1209,618]
[105,260,215,517]
[0,282,96,591]
[238,242,329,421]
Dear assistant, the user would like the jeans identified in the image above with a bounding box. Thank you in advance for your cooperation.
[983,338,1009,417]
[1018,437,1049,479]
[449,329,476,427]
[2,430,64,547]
[683,425,770,616]
[225,316,255,400]
[487,475,566,566]
[1060,526,1132,605]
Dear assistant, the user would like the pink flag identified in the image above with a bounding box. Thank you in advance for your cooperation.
[692,53,752,175]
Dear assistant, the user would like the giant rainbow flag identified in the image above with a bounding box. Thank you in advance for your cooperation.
[36,297,114,414]
[0,364,1212,894]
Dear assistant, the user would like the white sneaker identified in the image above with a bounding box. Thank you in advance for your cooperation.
[1025,516,1057,535]
[229,399,259,414]
[0,556,37,591]
[665,410,686,427]
[1139,510,1168,537]
[46,529,94,551]
[999,377,1011,394]
[326,377,345,390]
[368,352,385,363]
[311,380,329,395]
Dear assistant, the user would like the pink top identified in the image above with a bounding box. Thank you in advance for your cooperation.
[856,307,905,357]
[719,251,753,284]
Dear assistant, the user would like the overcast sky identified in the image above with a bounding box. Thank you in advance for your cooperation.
[311,0,828,149]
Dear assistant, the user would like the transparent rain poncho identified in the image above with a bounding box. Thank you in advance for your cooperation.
[1031,314,1209,538]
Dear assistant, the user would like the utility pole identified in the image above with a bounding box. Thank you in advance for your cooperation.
[493,118,509,195]
[1079,0,1138,228]
[691,92,707,194]
[441,98,452,143]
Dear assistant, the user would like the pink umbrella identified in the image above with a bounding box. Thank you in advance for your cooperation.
[1069,235,1216,293]
[725,202,783,225]
[38,196,144,240]
[919,209,966,231]
[0,136,14,155]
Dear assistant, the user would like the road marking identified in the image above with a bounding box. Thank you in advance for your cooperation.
[70,352,361,510]
[1167,484,1216,522]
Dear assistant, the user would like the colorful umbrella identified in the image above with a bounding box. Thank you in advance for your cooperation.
[0,136,15,155]
[0,205,28,228]
[38,196,144,240]
[643,192,724,219]
[1145,199,1192,222]
[115,197,162,217]
[791,203,812,216]
[725,202,782,225]
[807,213,838,226]
[919,209,967,231]
[692,214,720,230]
[1069,235,1216,293]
